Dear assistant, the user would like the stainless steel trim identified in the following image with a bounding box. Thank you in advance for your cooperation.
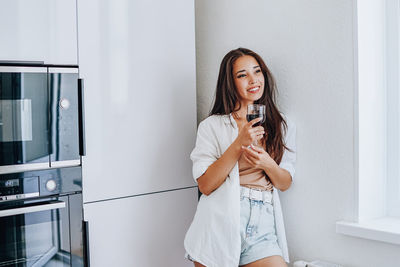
[0,201,66,217]
[32,247,58,267]
[0,67,47,73]
[48,67,78,73]
[0,60,44,65]
[0,163,50,175]
[0,192,39,202]
[50,159,81,168]
[0,160,81,175]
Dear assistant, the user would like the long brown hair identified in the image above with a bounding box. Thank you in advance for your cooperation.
[210,48,289,164]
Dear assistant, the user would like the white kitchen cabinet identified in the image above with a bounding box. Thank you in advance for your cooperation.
[83,187,197,267]
[0,0,77,64]
[77,0,197,203]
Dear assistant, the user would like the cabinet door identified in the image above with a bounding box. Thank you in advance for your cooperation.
[0,0,77,64]
[83,187,197,267]
[78,0,197,202]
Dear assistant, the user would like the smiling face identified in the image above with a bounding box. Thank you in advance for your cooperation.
[232,55,265,107]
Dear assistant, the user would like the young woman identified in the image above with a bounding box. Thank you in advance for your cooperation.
[184,48,296,267]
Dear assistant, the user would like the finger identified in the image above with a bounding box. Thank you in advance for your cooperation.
[242,153,256,165]
[249,126,265,135]
[242,146,260,159]
[250,144,265,153]
[241,146,254,156]
[249,127,265,135]
[252,132,265,141]
[248,146,261,158]
[250,135,263,144]
[256,135,264,142]
[250,127,265,134]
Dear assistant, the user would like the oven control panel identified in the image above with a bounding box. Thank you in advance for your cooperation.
[0,166,82,202]
[0,176,39,202]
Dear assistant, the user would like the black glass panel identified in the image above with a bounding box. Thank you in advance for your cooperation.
[0,176,38,199]
[0,167,82,199]
[0,71,50,166]
[0,196,71,267]
[69,194,83,267]
[49,71,79,163]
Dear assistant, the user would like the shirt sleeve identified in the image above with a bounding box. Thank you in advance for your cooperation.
[190,119,219,183]
[279,117,297,180]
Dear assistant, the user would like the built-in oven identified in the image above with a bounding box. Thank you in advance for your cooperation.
[0,166,86,267]
[0,64,85,175]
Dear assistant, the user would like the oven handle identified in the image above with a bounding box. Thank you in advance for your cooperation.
[0,200,66,218]
[78,78,86,156]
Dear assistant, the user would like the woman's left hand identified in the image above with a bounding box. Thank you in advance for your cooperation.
[241,144,275,171]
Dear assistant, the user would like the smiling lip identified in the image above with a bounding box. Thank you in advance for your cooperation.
[247,86,260,93]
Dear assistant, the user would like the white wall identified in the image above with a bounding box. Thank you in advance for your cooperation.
[195,0,400,266]
[357,0,387,222]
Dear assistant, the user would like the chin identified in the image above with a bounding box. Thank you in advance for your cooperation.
[254,95,263,101]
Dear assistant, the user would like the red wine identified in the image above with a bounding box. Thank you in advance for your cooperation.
[246,114,265,126]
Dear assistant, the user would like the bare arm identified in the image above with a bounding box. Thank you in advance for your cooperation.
[241,116,296,192]
[197,118,264,196]
[241,145,292,191]
[197,139,242,196]
[265,118,296,191]
[263,160,292,191]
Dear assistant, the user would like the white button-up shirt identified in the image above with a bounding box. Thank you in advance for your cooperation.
[184,113,296,267]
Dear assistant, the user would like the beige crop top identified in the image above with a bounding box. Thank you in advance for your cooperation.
[238,154,273,191]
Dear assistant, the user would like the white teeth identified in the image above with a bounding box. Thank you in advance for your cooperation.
[248,87,259,92]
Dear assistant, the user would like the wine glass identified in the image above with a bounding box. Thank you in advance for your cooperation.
[247,104,266,146]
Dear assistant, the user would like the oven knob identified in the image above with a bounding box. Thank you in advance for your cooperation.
[46,179,57,192]
[60,98,70,110]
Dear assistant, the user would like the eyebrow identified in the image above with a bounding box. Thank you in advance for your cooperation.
[235,65,261,75]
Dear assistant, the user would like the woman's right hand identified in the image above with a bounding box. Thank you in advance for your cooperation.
[235,118,265,147]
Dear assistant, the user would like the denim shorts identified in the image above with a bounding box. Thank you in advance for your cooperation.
[239,188,282,265]
[186,188,282,266]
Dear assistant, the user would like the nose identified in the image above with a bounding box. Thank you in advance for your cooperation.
[249,74,257,84]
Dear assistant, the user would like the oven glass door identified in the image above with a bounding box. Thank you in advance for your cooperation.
[0,196,71,267]
[48,68,79,165]
[0,67,50,167]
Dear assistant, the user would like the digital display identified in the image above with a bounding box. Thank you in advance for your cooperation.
[3,179,19,188]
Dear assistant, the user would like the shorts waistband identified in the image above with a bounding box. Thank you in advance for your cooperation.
[240,186,273,204]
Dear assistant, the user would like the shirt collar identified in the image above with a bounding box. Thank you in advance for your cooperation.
[222,113,238,129]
